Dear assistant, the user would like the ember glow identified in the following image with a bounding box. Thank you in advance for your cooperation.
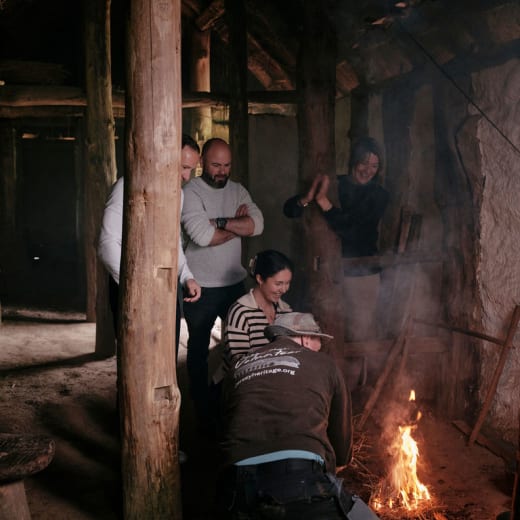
[371,390,432,514]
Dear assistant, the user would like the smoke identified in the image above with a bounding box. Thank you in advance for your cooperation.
[377,374,422,450]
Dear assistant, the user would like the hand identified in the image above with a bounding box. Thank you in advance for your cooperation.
[316,174,330,199]
[183,279,201,302]
[235,204,249,218]
[300,175,323,206]
[315,175,333,211]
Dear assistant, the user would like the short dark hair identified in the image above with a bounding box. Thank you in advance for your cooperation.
[201,137,228,156]
[348,137,383,175]
[182,133,200,154]
[249,250,294,281]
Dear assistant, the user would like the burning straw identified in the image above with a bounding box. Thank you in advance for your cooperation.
[368,390,446,520]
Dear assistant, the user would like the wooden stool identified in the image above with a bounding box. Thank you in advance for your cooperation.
[0,434,55,520]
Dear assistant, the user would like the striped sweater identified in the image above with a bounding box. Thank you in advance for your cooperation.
[224,289,292,361]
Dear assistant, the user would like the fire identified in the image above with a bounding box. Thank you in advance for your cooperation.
[371,390,432,514]
[391,423,431,508]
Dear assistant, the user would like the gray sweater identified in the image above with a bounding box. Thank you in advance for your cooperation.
[181,176,264,287]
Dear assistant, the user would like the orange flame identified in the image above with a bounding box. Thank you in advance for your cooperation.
[391,424,431,509]
[371,390,431,513]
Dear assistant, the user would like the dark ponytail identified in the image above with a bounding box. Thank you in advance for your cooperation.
[249,250,294,281]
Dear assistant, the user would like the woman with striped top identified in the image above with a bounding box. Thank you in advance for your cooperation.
[224,250,294,362]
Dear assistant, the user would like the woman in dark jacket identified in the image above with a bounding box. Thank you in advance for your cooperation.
[283,137,389,346]
[284,137,389,263]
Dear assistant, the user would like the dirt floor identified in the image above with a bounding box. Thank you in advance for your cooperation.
[0,307,515,520]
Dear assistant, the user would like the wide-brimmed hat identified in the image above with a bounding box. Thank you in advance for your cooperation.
[265,312,333,341]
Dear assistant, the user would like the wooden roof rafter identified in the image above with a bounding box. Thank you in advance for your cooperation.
[244,0,298,72]
[195,0,294,90]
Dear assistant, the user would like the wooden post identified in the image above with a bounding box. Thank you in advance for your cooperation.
[356,318,412,430]
[378,84,416,339]
[297,0,344,350]
[120,0,182,518]
[469,305,520,445]
[83,0,117,357]
[189,28,212,145]
[224,0,249,186]
[0,125,16,236]
[0,123,17,325]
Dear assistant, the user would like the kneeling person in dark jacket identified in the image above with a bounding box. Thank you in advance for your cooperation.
[217,312,378,519]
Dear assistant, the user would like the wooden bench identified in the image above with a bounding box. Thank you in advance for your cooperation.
[0,434,55,520]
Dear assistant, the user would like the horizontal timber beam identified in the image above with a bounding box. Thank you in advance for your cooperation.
[0,86,299,118]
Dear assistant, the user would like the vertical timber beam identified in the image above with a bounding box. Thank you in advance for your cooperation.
[225,0,248,186]
[189,28,212,146]
[377,83,415,339]
[297,1,344,351]
[0,124,17,237]
[120,0,182,518]
[0,123,17,323]
[84,0,117,357]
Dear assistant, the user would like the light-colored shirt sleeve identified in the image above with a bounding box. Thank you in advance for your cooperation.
[177,190,194,285]
[178,242,193,286]
[98,177,192,285]
[97,177,124,284]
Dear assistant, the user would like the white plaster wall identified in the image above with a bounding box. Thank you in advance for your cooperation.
[472,58,520,441]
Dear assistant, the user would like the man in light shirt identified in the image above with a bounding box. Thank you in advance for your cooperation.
[97,134,202,353]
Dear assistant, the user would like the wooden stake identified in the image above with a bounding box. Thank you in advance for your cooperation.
[356,317,411,430]
[414,317,508,347]
[469,304,520,446]
[356,246,419,429]
[396,334,410,381]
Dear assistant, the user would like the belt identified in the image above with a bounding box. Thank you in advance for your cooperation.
[238,458,324,477]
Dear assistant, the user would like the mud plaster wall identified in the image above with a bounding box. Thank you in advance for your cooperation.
[470,58,520,442]
[404,85,443,325]
[364,88,444,400]
[246,115,300,300]
[400,85,444,399]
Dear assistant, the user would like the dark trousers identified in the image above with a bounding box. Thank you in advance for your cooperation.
[108,276,119,332]
[108,275,182,357]
[183,281,245,427]
[216,459,354,519]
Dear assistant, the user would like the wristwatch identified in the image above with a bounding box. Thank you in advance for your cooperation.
[216,217,228,230]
